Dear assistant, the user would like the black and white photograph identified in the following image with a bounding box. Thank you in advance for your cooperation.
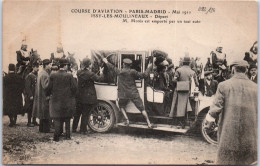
[2,0,258,164]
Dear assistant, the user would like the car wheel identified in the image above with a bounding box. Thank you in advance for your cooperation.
[88,101,116,133]
[201,114,218,144]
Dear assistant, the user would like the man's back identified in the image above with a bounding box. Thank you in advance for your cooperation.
[118,68,140,99]
[48,70,77,118]
[3,73,24,115]
[175,65,195,81]
[211,73,257,165]
[49,70,75,97]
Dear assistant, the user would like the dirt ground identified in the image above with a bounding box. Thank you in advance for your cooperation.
[2,115,218,165]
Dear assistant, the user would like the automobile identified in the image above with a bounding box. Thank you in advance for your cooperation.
[87,50,218,144]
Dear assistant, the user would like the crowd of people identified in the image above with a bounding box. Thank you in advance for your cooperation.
[3,41,258,143]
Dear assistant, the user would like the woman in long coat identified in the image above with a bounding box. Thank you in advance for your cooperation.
[169,56,198,127]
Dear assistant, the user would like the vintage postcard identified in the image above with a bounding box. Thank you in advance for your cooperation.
[2,0,258,165]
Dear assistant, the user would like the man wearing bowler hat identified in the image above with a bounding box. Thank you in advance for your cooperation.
[72,57,104,134]
[169,54,198,128]
[33,59,52,133]
[103,58,155,128]
[3,64,24,127]
[47,59,77,141]
[204,60,257,165]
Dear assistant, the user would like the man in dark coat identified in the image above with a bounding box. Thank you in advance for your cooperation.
[103,58,155,128]
[3,64,24,127]
[248,64,257,83]
[47,59,77,141]
[72,57,103,134]
[24,62,39,127]
[199,71,218,97]
[152,57,171,116]
[204,60,257,165]
[32,59,52,133]
[169,55,198,128]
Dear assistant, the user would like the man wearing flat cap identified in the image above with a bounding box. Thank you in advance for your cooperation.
[33,59,52,133]
[72,57,104,134]
[24,62,39,127]
[199,71,218,97]
[103,58,155,128]
[3,64,24,127]
[204,60,257,165]
[46,59,77,141]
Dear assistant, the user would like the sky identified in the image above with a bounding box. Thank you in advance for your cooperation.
[3,0,258,72]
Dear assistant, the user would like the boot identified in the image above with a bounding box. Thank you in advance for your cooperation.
[53,135,59,142]
[65,133,71,140]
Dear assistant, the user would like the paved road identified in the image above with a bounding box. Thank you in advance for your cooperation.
[3,115,217,165]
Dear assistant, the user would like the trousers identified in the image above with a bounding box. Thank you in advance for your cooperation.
[53,118,71,138]
[39,119,51,133]
[72,103,93,132]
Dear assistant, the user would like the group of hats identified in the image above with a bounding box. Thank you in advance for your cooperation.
[155,57,169,67]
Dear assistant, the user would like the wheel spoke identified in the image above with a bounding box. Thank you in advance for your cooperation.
[88,103,115,133]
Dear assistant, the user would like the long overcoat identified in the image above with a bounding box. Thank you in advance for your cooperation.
[3,73,24,116]
[169,65,198,117]
[32,69,50,119]
[77,69,103,104]
[208,73,257,165]
[24,72,37,113]
[47,70,77,118]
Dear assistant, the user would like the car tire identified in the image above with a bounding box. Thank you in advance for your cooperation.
[88,101,116,133]
[200,114,218,145]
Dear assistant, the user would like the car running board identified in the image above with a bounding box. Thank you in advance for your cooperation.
[117,122,190,133]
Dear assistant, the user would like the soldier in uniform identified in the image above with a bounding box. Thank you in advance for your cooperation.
[103,58,155,128]
[169,56,198,128]
[210,47,227,78]
[24,62,39,127]
[3,64,24,127]
[33,59,52,133]
[72,57,104,134]
[47,59,77,141]
[204,60,257,165]
[16,41,30,75]
[50,44,66,69]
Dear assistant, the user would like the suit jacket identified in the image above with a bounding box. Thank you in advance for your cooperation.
[77,69,103,104]
[47,70,77,118]
[208,73,257,165]
[3,73,24,116]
